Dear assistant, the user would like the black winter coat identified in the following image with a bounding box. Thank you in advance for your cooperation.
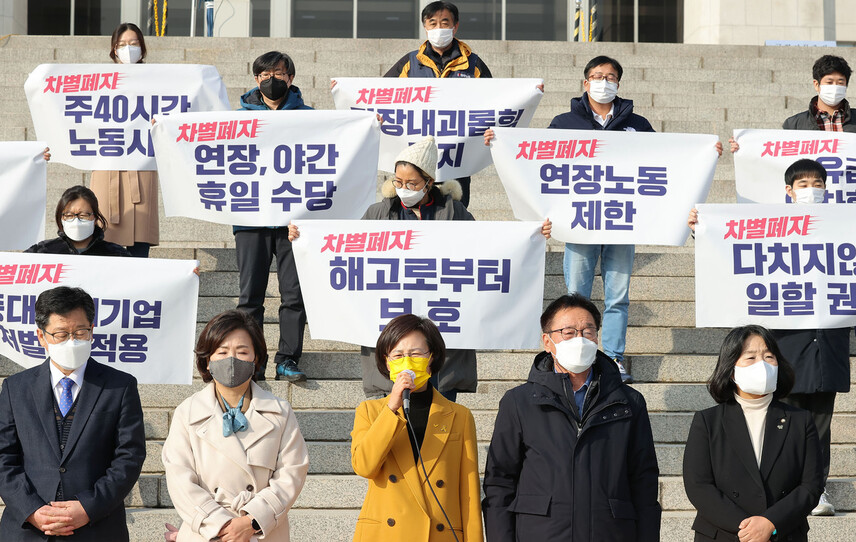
[771,328,851,394]
[683,400,822,542]
[548,93,655,133]
[482,351,661,542]
[25,227,130,256]
[782,97,856,132]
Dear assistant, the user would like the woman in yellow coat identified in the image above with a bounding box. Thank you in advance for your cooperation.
[351,314,483,542]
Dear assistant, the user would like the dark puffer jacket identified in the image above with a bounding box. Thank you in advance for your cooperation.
[483,350,661,541]
[25,227,130,256]
[548,93,655,132]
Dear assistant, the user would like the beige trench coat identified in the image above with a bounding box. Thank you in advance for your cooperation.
[90,170,159,246]
[162,382,309,542]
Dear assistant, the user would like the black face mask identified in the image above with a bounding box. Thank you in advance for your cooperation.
[259,77,289,101]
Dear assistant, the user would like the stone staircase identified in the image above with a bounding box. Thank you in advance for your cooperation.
[1,35,855,540]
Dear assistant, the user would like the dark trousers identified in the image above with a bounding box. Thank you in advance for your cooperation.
[457,176,471,208]
[235,228,305,370]
[127,242,150,258]
[781,391,836,485]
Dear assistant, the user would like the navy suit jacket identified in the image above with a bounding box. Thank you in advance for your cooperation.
[0,359,146,541]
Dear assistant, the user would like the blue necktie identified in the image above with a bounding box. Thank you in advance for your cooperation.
[59,377,73,417]
[222,395,248,437]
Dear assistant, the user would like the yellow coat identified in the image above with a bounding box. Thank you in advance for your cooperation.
[350,391,483,542]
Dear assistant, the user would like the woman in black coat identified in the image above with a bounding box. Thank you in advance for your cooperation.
[26,185,130,257]
[683,325,822,542]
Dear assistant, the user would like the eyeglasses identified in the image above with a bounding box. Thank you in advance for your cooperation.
[392,179,426,191]
[61,212,95,221]
[547,326,598,341]
[588,73,619,83]
[42,328,93,342]
[388,350,429,360]
[256,72,288,81]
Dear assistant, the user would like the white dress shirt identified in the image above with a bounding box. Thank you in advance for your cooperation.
[592,103,615,127]
[49,360,88,406]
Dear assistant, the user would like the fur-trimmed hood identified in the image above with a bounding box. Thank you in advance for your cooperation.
[380,178,463,201]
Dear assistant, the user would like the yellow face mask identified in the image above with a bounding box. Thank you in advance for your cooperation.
[387,355,432,390]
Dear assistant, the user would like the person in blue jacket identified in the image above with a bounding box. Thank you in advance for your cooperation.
[235,51,311,382]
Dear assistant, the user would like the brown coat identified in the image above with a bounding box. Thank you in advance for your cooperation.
[90,170,159,246]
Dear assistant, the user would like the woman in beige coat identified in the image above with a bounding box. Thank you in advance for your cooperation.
[163,310,309,542]
[90,22,159,257]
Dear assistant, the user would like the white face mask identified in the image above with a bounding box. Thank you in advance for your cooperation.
[818,84,847,107]
[48,339,91,371]
[733,361,778,396]
[396,186,427,207]
[792,187,826,204]
[587,79,618,104]
[426,28,454,49]
[62,218,96,242]
[116,45,142,64]
[551,336,598,374]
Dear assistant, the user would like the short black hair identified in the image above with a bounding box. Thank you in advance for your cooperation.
[35,286,95,330]
[584,55,623,82]
[540,293,602,333]
[194,310,267,383]
[374,314,445,379]
[421,1,459,24]
[55,185,107,232]
[252,51,295,77]
[707,325,795,404]
[812,55,852,85]
[784,158,827,187]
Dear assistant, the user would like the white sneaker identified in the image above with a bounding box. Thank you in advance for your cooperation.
[811,490,835,516]
[614,358,633,384]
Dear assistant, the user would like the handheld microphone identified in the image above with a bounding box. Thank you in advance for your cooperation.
[402,369,416,414]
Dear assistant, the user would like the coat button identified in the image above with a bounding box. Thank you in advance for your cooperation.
[436,523,445,531]
[436,479,445,488]
[246,485,254,491]
[58,467,66,473]
[732,491,739,498]
[387,518,395,527]
[388,474,398,483]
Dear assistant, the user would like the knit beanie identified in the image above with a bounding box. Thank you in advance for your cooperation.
[395,136,437,181]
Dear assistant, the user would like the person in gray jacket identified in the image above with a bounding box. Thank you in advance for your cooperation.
[290,136,551,401]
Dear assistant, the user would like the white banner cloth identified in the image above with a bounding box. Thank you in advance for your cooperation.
[695,203,856,329]
[291,220,546,348]
[490,128,719,245]
[0,142,48,250]
[0,253,199,384]
[331,77,543,181]
[151,110,380,226]
[25,64,230,170]
[733,129,856,204]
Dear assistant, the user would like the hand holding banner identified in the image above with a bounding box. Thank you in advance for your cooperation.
[151,110,380,226]
[695,203,856,329]
[490,127,719,245]
[0,142,48,250]
[0,253,199,384]
[732,129,855,204]
[332,77,543,181]
[291,220,546,349]
[25,64,230,170]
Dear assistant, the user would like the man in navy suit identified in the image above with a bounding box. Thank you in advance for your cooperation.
[0,286,145,540]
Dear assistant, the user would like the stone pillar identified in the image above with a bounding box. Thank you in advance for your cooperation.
[213,0,252,37]
[683,0,832,45]
[120,0,142,26]
[0,0,27,35]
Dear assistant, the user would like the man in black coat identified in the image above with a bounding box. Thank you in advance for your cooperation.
[0,286,145,541]
[782,55,856,132]
[482,293,660,541]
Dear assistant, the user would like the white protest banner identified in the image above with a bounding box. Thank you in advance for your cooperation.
[490,127,719,245]
[291,220,546,348]
[331,77,543,181]
[151,110,380,227]
[0,142,48,250]
[695,203,856,329]
[25,64,230,170]
[0,253,199,384]
[733,129,855,204]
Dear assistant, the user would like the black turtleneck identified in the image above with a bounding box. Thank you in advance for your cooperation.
[406,386,434,464]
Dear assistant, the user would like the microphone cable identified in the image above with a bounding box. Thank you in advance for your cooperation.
[404,404,461,542]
